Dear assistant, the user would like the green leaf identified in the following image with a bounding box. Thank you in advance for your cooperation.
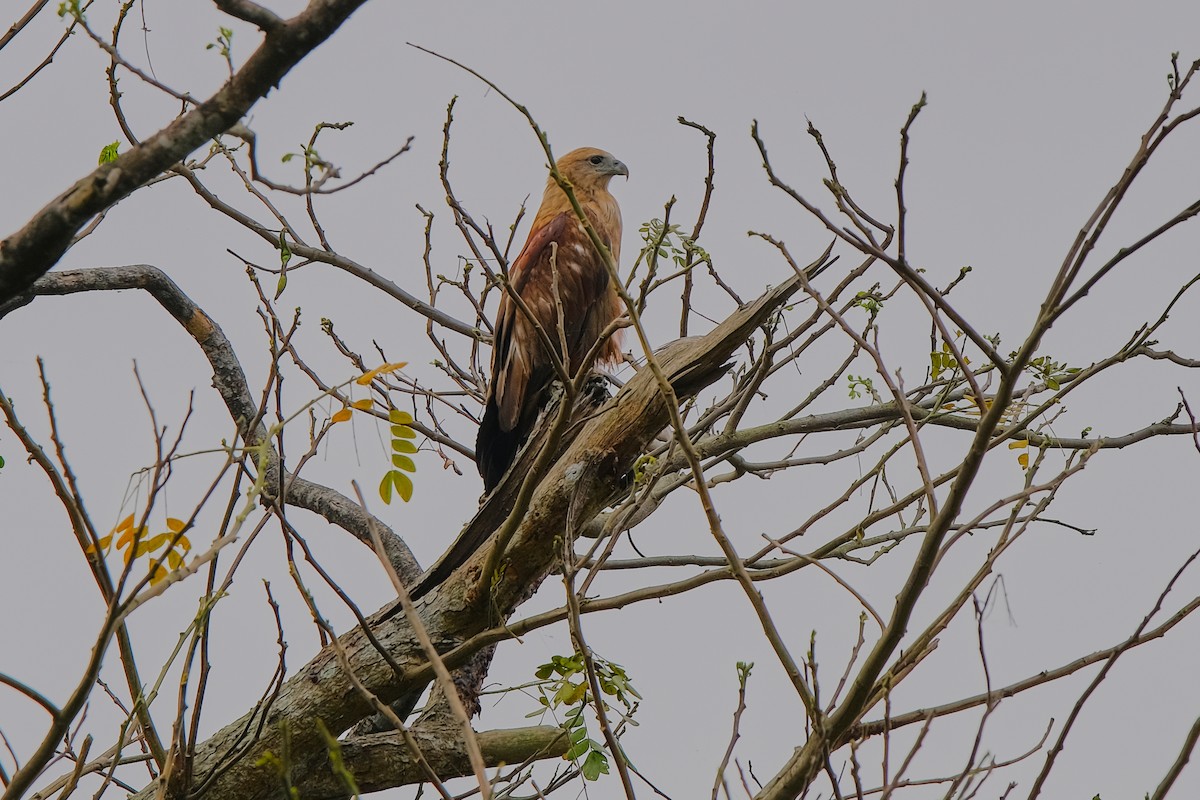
[581,750,609,781]
[391,424,416,438]
[278,231,292,267]
[391,454,416,472]
[565,740,591,761]
[391,439,418,454]
[378,472,393,505]
[389,470,413,502]
[98,141,120,165]
[389,409,413,425]
[564,681,587,705]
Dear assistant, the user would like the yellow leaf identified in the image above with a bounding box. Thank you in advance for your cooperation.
[388,409,413,425]
[391,424,416,438]
[392,439,418,454]
[351,398,374,411]
[1008,440,1029,450]
[167,551,183,569]
[114,514,135,533]
[85,534,113,555]
[177,535,191,553]
[331,408,353,423]
[379,471,393,505]
[356,362,406,386]
[1018,453,1030,469]
[149,564,168,585]
[117,525,147,550]
[145,533,172,552]
[166,517,186,533]
[391,470,414,502]
[133,535,170,558]
[391,454,416,472]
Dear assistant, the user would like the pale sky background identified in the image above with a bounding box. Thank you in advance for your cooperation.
[2,2,1200,799]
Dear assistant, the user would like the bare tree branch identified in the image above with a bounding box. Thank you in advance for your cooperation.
[0,265,421,583]
[0,0,373,305]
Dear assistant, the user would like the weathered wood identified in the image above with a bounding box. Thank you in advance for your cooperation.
[296,724,569,799]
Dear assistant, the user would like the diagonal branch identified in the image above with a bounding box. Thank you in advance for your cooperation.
[0,0,372,305]
[0,264,421,583]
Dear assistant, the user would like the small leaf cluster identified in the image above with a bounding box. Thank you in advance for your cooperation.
[56,0,83,20]
[280,145,326,168]
[853,290,883,313]
[379,409,417,504]
[930,338,971,382]
[329,363,419,504]
[632,453,658,485]
[89,514,192,585]
[331,363,407,423]
[562,705,609,781]
[205,26,234,62]
[1008,438,1032,470]
[529,652,642,782]
[1024,354,1079,391]
[637,218,710,271]
[846,374,874,401]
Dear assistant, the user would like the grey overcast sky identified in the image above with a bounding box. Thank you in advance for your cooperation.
[3,2,1200,798]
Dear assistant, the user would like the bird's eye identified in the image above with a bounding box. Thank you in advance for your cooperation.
[589,155,604,165]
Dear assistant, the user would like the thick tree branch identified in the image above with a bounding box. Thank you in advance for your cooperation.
[0,0,371,305]
[296,725,568,799]
[124,275,800,800]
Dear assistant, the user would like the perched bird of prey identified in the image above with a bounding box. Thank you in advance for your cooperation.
[475,147,629,491]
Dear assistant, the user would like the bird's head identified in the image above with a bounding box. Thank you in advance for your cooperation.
[555,147,629,191]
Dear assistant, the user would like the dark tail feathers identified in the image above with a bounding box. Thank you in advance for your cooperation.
[475,397,528,492]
